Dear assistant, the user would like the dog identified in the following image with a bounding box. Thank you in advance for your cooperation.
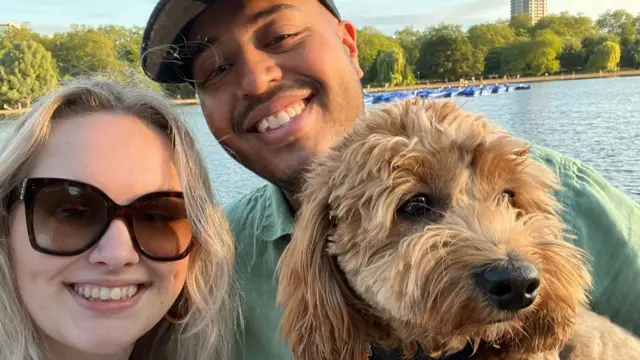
[276,99,640,360]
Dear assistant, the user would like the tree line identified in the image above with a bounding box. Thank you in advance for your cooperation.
[1,9,639,108]
[362,9,640,87]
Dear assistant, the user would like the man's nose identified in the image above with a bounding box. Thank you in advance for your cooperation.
[87,219,140,268]
[236,47,283,98]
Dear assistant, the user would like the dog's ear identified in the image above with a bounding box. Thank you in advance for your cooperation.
[276,175,373,360]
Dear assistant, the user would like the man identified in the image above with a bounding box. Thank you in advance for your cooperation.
[139,0,640,359]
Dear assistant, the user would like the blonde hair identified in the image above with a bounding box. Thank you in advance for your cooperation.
[0,78,241,360]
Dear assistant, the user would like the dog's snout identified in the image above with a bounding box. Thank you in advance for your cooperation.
[473,261,540,312]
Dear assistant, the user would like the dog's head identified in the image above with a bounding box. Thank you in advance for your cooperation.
[276,99,592,360]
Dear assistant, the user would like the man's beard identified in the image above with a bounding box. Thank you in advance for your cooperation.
[274,155,312,200]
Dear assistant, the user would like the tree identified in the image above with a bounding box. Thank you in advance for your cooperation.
[484,46,505,75]
[500,39,529,75]
[356,27,402,84]
[0,24,43,49]
[532,12,596,39]
[374,48,408,87]
[467,22,516,59]
[596,10,639,40]
[582,33,621,61]
[621,37,640,69]
[162,83,197,99]
[499,30,563,76]
[416,26,479,81]
[510,14,533,37]
[393,27,424,72]
[0,40,59,107]
[559,37,586,71]
[45,25,127,79]
[524,29,563,75]
[585,41,621,71]
[98,25,144,65]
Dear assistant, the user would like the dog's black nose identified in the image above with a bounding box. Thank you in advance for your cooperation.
[473,261,540,312]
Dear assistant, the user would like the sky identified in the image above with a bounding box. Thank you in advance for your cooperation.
[1,0,639,36]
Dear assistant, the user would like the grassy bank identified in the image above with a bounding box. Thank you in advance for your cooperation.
[2,70,639,118]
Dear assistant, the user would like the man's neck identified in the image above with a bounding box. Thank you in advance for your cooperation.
[282,189,300,214]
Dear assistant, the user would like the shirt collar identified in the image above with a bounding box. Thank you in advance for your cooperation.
[260,182,295,242]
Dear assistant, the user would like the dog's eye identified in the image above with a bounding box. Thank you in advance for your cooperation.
[501,189,515,205]
[398,194,438,220]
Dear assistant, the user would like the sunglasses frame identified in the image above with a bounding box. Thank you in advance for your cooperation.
[17,177,194,262]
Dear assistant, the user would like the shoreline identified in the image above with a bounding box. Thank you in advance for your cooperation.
[363,70,640,93]
[2,70,639,117]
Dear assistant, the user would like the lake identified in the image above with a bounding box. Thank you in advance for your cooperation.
[2,76,640,206]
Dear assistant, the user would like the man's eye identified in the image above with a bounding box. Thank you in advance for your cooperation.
[268,33,299,47]
[205,64,232,84]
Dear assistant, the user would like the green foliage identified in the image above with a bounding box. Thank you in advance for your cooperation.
[621,37,640,69]
[533,12,596,39]
[416,25,480,81]
[0,7,637,108]
[356,27,402,83]
[372,47,416,87]
[467,23,516,61]
[596,10,639,40]
[499,30,563,76]
[483,46,505,75]
[500,39,529,75]
[510,14,534,37]
[98,25,144,65]
[45,25,127,78]
[162,83,197,99]
[374,49,402,86]
[393,27,424,70]
[585,41,621,71]
[559,37,586,71]
[0,40,59,107]
[582,33,621,60]
[0,24,42,49]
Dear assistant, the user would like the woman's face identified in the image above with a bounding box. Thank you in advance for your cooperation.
[9,112,190,358]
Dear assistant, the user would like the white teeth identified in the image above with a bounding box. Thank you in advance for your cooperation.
[72,284,139,301]
[257,119,269,133]
[255,100,306,134]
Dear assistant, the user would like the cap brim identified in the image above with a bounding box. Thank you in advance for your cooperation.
[141,0,208,84]
[141,0,341,85]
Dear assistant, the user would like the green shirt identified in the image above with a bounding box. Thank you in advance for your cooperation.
[225,145,640,360]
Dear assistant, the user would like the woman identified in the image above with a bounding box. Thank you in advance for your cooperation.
[0,78,240,360]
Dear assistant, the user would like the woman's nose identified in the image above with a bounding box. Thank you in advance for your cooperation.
[87,219,140,268]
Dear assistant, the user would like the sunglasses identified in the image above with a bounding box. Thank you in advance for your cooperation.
[11,177,194,262]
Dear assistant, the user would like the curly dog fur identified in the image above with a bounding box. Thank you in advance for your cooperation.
[276,99,640,360]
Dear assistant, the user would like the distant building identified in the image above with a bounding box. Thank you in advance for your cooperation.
[510,0,548,25]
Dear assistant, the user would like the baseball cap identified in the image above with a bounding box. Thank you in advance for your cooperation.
[140,0,341,84]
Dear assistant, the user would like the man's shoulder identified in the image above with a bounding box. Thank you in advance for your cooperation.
[530,144,640,335]
[528,143,639,227]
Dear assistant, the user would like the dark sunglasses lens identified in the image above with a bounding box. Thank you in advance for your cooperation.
[32,184,107,253]
[133,197,192,259]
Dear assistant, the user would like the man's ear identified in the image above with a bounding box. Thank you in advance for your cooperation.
[338,21,364,79]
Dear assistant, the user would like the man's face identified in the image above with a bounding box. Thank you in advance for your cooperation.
[188,0,364,195]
